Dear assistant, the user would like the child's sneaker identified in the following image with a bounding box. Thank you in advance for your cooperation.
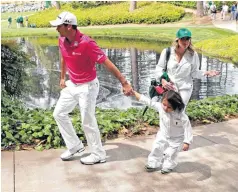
[145,164,160,172]
[161,168,173,174]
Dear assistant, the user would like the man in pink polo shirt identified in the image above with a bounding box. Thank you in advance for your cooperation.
[50,11,133,165]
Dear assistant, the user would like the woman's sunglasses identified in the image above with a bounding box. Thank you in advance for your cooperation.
[180,37,191,41]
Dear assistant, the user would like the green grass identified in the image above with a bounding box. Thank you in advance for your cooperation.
[195,35,238,64]
[80,26,236,43]
[2,25,235,42]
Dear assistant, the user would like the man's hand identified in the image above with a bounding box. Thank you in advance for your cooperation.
[102,59,134,96]
[60,79,66,89]
[183,143,189,151]
[122,82,133,96]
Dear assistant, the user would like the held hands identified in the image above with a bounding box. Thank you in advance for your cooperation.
[122,81,134,96]
[183,143,190,151]
[205,70,220,77]
[60,79,66,89]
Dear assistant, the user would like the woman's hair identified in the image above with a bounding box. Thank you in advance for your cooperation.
[162,90,185,112]
[172,39,195,55]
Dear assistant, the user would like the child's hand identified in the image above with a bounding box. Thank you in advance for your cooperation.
[183,143,189,151]
[132,91,141,101]
[131,90,136,96]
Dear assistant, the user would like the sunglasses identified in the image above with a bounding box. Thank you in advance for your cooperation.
[180,37,191,41]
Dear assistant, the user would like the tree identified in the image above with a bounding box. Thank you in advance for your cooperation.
[130,48,139,91]
[129,1,137,12]
[196,1,204,17]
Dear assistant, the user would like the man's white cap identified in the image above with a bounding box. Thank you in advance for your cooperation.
[50,11,77,26]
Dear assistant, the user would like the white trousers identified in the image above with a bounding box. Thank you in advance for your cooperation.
[179,88,193,106]
[148,132,183,169]
[53,78,106,159]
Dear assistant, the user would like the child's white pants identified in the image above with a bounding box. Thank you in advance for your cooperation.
[147,132,183,170]
[53,78,106,159]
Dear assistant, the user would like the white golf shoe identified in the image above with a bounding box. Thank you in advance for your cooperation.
[80,154,106,165]
[60,144,85,161]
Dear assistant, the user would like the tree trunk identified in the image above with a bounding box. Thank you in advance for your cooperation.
[55,1,61,10]
[129,1,137,12]
[196,1,204,17]
[130,48,139,91]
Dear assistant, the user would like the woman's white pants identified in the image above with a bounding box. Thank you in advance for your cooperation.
[53,78,106,159]
[179,88,193,106]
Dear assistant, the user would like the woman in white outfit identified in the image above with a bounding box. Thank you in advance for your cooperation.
[133,90,192,174]
[155,28,220,106]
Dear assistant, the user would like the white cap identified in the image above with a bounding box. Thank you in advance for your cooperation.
[50,11,77,26]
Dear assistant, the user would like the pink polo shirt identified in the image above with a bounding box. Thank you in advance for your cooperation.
[59,30,107,84]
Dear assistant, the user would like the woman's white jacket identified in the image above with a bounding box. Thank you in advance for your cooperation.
[155,47,204,91]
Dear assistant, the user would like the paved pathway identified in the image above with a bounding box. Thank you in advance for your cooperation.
[211,12,238,32]
[2,119,238,192]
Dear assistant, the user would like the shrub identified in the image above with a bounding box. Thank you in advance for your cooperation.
[28,2,185,27]
[2,93,237,150]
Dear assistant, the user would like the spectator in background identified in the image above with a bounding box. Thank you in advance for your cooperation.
[236,1,238,22]
[221,2,229,20]
[203,1,210,15]
[19,15,24,27]
[7,16,12,28]
[230,2,237,20]
[236,10,238,22]
[16,16,20,28]
[25,16,28,27]
[210,2,217,20]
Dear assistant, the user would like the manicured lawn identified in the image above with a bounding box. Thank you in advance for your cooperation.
[1,25,235,43]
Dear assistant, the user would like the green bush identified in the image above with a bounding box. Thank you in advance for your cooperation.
[167,1,197,9]
[2,92,237,150]
[28,2,185,27]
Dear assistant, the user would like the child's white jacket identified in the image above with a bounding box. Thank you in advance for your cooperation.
[140,95,193,144]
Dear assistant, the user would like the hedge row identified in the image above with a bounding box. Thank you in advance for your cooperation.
[28,2,185,27]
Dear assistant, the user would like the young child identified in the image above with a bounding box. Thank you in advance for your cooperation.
[133,90,193,174]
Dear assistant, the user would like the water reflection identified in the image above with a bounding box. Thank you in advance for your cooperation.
[13,37,238,109]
